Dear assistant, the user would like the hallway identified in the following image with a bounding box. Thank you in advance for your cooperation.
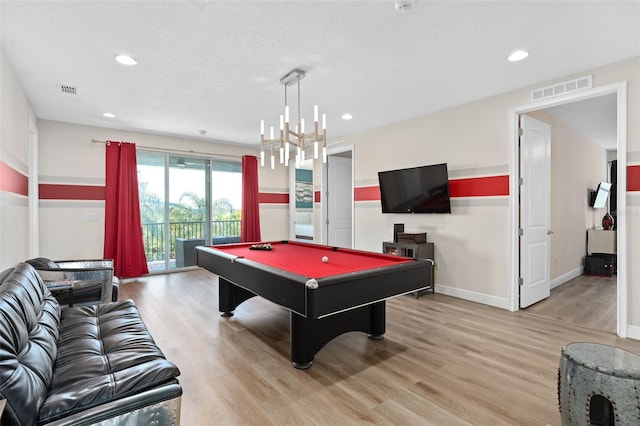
[524,274,616,333]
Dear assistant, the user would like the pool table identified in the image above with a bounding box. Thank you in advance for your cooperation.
[196,240,432,369]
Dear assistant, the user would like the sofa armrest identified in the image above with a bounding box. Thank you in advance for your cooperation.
[42,383,182,426]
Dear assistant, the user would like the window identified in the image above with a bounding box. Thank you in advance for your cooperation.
[137,152,241,272]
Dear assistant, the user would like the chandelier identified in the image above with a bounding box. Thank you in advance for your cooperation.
[260,69,327,169]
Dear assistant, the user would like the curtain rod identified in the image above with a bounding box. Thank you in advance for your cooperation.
[90,139,244,159]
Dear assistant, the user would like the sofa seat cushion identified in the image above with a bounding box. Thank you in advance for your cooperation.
[38,300,180,424]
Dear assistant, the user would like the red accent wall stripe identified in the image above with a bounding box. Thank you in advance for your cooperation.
[258,192,289,204]
[355,186,381,201]
[21,165,640,204]
[628,165,640,191]
[39,184,105,200]
[353,175,510,201]
[0,161,28,196]
[448,175,509,197]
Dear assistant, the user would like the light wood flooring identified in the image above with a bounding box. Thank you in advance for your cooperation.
[120,270,639,425]
[524,274,616,333]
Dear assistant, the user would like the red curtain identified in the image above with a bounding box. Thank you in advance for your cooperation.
[104,142,149,278]
[240,155,261,242]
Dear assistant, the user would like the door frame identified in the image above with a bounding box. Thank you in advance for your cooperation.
[321,143,355,246]
[508,81,627,337]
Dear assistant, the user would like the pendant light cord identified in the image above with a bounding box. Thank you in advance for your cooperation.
[297,76,301,127]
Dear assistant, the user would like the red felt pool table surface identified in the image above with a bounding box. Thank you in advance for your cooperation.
[208,241,413,279]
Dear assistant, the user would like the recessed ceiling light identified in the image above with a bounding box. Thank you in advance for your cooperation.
[102,112,116,118]
[341,113,353,120]
[508,50,529,62]
[114,54,137,66]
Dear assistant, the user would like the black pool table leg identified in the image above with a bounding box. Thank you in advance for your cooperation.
[218,277,256,317]
[368,300,386,340]
[290,313,315,369]
[289,301,387,369]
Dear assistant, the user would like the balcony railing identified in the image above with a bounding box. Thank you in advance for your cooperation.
[142,220,241,262]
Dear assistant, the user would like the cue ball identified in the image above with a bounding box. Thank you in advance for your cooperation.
[322,256,329,263]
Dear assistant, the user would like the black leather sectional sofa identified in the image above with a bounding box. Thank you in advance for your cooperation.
[0,263,182,425]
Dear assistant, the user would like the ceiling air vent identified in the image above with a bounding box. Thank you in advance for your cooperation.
[530,75,592,102]
[327,140,346,151]
[57,84,78,95]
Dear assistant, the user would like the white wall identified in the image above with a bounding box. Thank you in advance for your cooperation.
[331,56,639,313]
[37,120,289,259]
[0,46,32,269]
[254,159,289,241]
[342,88,520,307]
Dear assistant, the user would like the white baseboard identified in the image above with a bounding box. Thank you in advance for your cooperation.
[626,325,640,341]
[550,267,583,290]
[435,284,510,310]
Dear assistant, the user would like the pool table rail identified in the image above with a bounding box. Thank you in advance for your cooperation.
[196,246,308,316]
[309,260,431,318]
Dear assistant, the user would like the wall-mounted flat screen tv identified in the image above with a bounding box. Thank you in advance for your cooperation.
[590,181,612,209]
[378,163,451,214]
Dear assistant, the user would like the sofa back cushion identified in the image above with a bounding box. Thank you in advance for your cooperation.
[0,263,61,426]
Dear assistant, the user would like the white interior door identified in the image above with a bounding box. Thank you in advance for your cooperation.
[520,115,551,308]
[327,154,353,248]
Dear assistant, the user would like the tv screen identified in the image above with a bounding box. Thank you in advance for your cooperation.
[591,182,612,208]
[378,163,451,214]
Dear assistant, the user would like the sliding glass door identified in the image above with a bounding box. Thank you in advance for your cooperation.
[137,152,241,272]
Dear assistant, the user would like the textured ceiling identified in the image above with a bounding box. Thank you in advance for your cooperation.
[1,1,639,148]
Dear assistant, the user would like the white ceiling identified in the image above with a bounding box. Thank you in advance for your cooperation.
[1,1,638,148]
